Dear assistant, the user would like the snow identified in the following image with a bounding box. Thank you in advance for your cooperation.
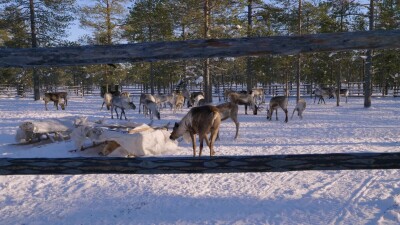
[0,95,399,224]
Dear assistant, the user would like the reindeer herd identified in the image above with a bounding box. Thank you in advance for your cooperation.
[41,86,349,157]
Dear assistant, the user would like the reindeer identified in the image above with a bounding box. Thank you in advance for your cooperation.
[143,99,161,120]
[173,94,185,113]
[228,92,258,115]
[170,105,221,157]
[252,88,265,104]
[193,94,205,107]
[139,93,156,114]
[188,91,204,107]
[267,96,288,123]
[101,93,113,110]
[313,87,334,104]
[223,89,235,101]
[111,96,136,120]
[102,92,130,110]
[334,88,349,103]
[154,93,174,110]
[291,98,306,120]
[216,102,239,139]
[43,92,67,110]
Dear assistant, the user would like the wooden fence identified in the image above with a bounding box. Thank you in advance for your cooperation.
[1,30,400,175]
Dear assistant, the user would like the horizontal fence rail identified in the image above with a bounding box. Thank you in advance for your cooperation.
[1,152,400,175]
[1,30,400,68]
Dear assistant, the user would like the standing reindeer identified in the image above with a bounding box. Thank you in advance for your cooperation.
[170,105,221,157]
[252,88,265,104]
[291,98,306,119]
[334,88,349,103]
[139,93,156,114]
[111,96,136,120]
[267,96,288,123]
[173,94,185,113]
[216,102,239,139]
[228,92,258,115]
[313,87,334,104]
[43,92,67,110]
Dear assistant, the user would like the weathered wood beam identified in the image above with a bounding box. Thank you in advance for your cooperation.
[1,152,399,175]
[1,30,400,68]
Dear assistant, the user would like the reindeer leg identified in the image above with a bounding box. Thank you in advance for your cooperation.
[275,109,278,120]
[284,109,288,123]
[199,135,204,157]
[190,133,196,157]
[291,108,296,119]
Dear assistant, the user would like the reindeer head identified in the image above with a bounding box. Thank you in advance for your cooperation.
[266,108,272,120]
[169,122,180,140]
[129,102,136,110]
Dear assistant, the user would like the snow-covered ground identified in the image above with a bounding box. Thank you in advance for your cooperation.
[0,95,399,224]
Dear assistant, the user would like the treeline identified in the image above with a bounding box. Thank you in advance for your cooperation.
[0,0,399,98]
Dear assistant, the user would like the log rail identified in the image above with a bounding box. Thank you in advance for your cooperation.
[1,152,400,175]
[1,30,400,68]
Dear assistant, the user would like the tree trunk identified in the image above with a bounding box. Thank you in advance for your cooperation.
[29,0,40,101]
[246,0,253,93]
[364,0,374,108]
[296,0,302,103]
[203,0,211,103]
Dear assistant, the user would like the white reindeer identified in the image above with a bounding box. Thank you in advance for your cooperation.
[291,98,306,120]
[267,96,288,123]
[252,88,265,104]
[101,93,113,110]
[111,96,136,120]
[144,99,161,120]
[170,105,221,157]
[313,87,334,104]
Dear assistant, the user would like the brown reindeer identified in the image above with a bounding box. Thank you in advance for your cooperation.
[228,92,258,115]
[216,102,239,139]
[267,96,288,123]
[43,92,68,110]
[170,105,221,157]
[173,93,185,113]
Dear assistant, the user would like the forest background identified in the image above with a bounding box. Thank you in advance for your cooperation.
[0,0,399,105]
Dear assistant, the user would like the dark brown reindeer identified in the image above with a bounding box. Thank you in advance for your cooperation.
[228,92,258,115]
[170,105,221,157]
[216,102,239,139]
[267,96,288,123]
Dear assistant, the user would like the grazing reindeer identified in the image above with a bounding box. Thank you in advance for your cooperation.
[291,98,306,119]
[252,88,265,104]
[173,94,185,113]
[144,99,161,120]
[313,87,334,104]
[139,93,156,114]
[43,92,67,110]
[216,102,239,139]
[267,96,288,123]
[111,96,136,120]
[334,88,349,103]
[170,105,221,157]
[228,92,258,115]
